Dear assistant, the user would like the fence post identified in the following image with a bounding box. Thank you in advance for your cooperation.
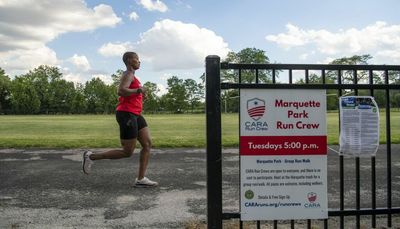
[205,55,222,229]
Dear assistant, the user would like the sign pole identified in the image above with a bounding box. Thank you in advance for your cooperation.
[205,55,222,229]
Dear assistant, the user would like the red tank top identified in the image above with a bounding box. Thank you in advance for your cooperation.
[116,76,143,115]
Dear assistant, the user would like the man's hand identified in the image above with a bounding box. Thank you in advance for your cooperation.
[137,87,146,94]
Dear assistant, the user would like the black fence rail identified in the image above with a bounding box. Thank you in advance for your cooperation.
[205,55,400,229]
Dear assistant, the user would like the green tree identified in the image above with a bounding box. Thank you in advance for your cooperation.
[296,73,339,110]
[84,78,117,114]
[22,65,64,114]
[142,81,160,113]
[163,76,187,113]
[10,76,40,114]
[328,54,373,83]
[184,79,203,112]
[0,68,12,114]
[389,71,400,83]
[71,83,87,114]
[220,48,272,112]
[111,69,124,87]
[158,94,168,113]
[393,93,400,110]
[222,47,271,83]
[326,54,396,109]
[49,79,76,113]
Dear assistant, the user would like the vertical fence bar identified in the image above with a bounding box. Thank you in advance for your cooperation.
[338,70,345,229]
[239,68,243,229]
[272,69,276,84]
[355,158,361,229]
[306,66,311,229]
[305,53,311,229]
[256,69,259,84]
[289,69,293,84]
[305,70,310,229]
[369,70,377,228]
[354,70,361,229]
[273,67,277,229]
[205,55,222,229]
[354,70,358,95]
[305,62,311,229]
[256,68,260,228]
[384,70,392,227]
[305,69,309,84]
[323,63,328,229]
[322,68,328,229]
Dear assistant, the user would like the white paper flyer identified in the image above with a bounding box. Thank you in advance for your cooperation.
[339,96,380,157]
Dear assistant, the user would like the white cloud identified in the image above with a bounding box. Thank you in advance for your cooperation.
[129,11,139,21]
[299,53,309,61]
[174,0,192,9]
[377,50,400,62]
[0,46,58,75]
[299,51,316,61]
[0,0,121,52]
[0,0,121,76]
[160,72,173,81]
[138,0,168,12]
[135,19,230,70]
[92,74,113,85]
[63,72,84,85]
[68,54,91,71]
[266,21,400,64]
[266,24,309,49]
[98,42,134,57]
[62,70,112,85]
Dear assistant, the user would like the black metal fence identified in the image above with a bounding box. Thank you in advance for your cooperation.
[205,55,400,229]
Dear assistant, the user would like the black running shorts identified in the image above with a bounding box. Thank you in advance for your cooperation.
[116,111,148,140]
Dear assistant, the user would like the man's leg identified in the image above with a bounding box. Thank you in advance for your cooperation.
[83,111,139,174]
[90,139,136,160]
[82,139,136,174]
[137,127,151,180]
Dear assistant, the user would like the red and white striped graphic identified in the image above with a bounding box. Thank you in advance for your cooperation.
[247,98,265,121]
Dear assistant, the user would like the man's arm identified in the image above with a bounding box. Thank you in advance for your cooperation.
[117,73,144,96]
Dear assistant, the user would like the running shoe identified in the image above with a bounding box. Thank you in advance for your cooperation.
[82,150,93,174]
[134,177,158,188]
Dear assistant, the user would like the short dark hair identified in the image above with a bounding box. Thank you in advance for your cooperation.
[122,52,137,65]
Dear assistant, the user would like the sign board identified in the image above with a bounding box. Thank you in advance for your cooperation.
[240,89,328,220]
[339,96,380,157]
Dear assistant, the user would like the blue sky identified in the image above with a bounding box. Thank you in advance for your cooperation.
[1,0,399,93]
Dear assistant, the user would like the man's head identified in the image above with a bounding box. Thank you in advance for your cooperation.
[123,52,140,70]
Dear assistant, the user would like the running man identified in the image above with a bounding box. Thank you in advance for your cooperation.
[82,51,158,188]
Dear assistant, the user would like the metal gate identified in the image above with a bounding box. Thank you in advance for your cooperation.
[205,55,400,229]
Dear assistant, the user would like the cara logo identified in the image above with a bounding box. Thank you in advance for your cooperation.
[304,192,321,208]
[307,192,317,202]
[247,98,265,121]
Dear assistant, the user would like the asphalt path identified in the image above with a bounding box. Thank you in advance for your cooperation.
[0,146,399,228]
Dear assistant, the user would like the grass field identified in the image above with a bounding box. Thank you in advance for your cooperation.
[0,111,399,148]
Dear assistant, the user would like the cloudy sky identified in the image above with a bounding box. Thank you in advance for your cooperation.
[0,0,399,91]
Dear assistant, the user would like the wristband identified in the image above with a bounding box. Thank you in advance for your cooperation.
[137,88,142,94]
